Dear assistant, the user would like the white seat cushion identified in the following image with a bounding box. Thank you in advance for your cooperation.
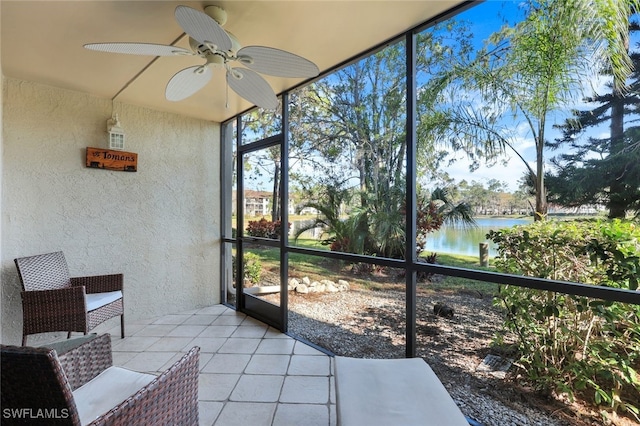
[335,357,468,426]
[72,366,156,426]
[85,291,122,312]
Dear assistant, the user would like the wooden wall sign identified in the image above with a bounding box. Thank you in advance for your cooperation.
[86,147,137,172]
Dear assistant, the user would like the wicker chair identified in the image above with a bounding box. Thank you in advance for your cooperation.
[0,334,200,425]
[14,251,125,346]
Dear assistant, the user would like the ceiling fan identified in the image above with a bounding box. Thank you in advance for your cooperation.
[84,5,319,110]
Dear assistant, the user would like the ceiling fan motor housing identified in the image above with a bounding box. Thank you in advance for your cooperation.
[204,5,227,26]
[189,33,241,59]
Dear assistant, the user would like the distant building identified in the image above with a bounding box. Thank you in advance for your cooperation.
[244,190,271,216]
[299,206,320,215]
[547,203,605,215]
[232,190,295,217]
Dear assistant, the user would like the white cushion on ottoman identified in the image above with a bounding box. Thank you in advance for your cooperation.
[335,356,468,426]
[72,366,155,425]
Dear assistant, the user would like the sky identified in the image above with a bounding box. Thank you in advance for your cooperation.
[242,1,638,196]
[435,1,639,192]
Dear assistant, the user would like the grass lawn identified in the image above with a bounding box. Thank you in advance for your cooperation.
[242,238,500,296]
[425,252,499,296]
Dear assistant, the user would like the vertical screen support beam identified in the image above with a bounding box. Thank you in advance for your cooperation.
[220,121,234,303]
[236,115,245,312]
[405,31,418,358]
[280,94,290,332]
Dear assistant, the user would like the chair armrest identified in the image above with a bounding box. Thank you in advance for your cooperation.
[0,344,83,426]
[89,346,200,426]
[55,333,113,391]
[72,274,123,294]
[21,287,87,335]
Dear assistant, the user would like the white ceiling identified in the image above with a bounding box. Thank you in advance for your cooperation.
[1,1,465,123]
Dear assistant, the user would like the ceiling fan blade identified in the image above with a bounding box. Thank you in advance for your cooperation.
[236,46,319,78]
[84,42,194,57]
[227,67,279,110]
[174,6,232,52]
[166,66,213,101]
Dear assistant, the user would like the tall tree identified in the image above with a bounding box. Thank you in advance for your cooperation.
[424,0,640,220]
[299,42,408,202]
[289,23,477,257]
[547,21,640,218]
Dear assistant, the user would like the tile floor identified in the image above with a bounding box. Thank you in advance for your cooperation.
[95,304,336,426]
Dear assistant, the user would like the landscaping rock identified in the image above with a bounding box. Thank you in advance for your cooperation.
[434,302,455,318]
[288,278,299,291]
[292,277,350,293]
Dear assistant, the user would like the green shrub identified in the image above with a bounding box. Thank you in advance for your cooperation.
[488,220,640,420]
[246,218,290,239]
[243,253,262,284]
[231,253,262,284]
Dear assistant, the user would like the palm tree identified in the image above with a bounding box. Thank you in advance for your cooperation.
[414,187,475,257]
[294,184,475,259]
[425,0,639,221]
[293,182,370,255]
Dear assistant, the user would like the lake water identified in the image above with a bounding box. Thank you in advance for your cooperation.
[424,217,532,257]
[291,217,532,258]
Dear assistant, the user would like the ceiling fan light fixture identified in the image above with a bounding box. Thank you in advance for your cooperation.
[205,54,226,68]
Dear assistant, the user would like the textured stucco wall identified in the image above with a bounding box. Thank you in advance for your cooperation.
[1,78,220,345]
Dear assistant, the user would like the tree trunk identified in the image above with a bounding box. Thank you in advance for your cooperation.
[607,28,631,219]
[271,162,281,221]
[534,134,547,221]
[608,82,627,219]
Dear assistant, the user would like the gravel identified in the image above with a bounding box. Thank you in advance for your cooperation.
[278,287,611,426]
